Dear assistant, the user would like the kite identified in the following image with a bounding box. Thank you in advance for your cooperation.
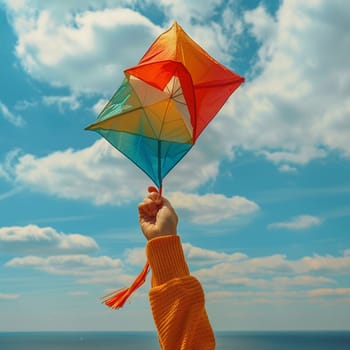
[86,22,244,192]
[86,22,244,308]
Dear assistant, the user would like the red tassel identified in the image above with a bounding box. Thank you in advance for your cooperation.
[100,262,150,309]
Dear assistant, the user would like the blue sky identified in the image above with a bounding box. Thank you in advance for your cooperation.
[1,0,350,332]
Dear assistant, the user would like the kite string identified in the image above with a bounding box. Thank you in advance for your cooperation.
[157,139,162,196]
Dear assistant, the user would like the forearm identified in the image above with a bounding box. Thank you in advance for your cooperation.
[146,236,215,350]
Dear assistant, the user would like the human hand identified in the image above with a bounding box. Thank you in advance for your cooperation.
[138,186,178,241]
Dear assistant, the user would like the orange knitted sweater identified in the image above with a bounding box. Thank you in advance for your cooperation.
[146,235,216,350]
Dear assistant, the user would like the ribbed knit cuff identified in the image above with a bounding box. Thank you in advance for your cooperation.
[146,235,190,286]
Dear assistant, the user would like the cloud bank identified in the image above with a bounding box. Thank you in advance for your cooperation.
[0,224,98,254]
[5,241,350,303]
[268,215,321,230]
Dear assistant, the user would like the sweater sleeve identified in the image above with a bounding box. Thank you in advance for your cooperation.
[146,235,215,350]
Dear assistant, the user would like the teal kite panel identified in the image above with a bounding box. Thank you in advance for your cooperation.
[95,129,193,187]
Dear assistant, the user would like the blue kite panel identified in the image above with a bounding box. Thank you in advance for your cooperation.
[96,129,192,187]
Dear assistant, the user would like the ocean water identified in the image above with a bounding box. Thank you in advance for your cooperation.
[0,331,349,350]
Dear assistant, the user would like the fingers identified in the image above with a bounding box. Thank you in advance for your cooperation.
[141,186,175,214]
[138,197,158,217]
[148,186,158,194]
[147,186,162,205]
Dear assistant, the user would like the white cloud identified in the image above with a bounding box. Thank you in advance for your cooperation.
[195,254,291,283]
[243,4,276,67]
[206,288,349,304]
[195,249,350,286]
[2,0,241,96]
[0,187,23,201]
[4,2,161,96]
[183,243,350,294]
[212,1,350,166]
[4,253,138,285]
[153,0,221,23]
[307,288,350,297]
[4,140,149,205]
[0,293,20,300]
[125,243,248,270]
[0,224,98,254]
[6,254,121,274]
[14,99,38,111]
[268,215,321,230]
[182,242,247,265]
[125,247,147,266]
[295,254,350,274]
[42,95,81,112]
[0,101,25,127]
[261,148,327,166]
[167,192,259,224]
[0,149,22,182]
[147,0,236,62]
[189,249,350,303]
[271,275,335,288]
[209,275,335,290]
[278,164,297,173]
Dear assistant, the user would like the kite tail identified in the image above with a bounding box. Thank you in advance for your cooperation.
[100,261,150,309]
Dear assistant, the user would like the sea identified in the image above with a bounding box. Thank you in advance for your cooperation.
[0,331,349,350]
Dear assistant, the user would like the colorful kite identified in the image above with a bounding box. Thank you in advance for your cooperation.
[86,22,244,308]
[86,22,244,193]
